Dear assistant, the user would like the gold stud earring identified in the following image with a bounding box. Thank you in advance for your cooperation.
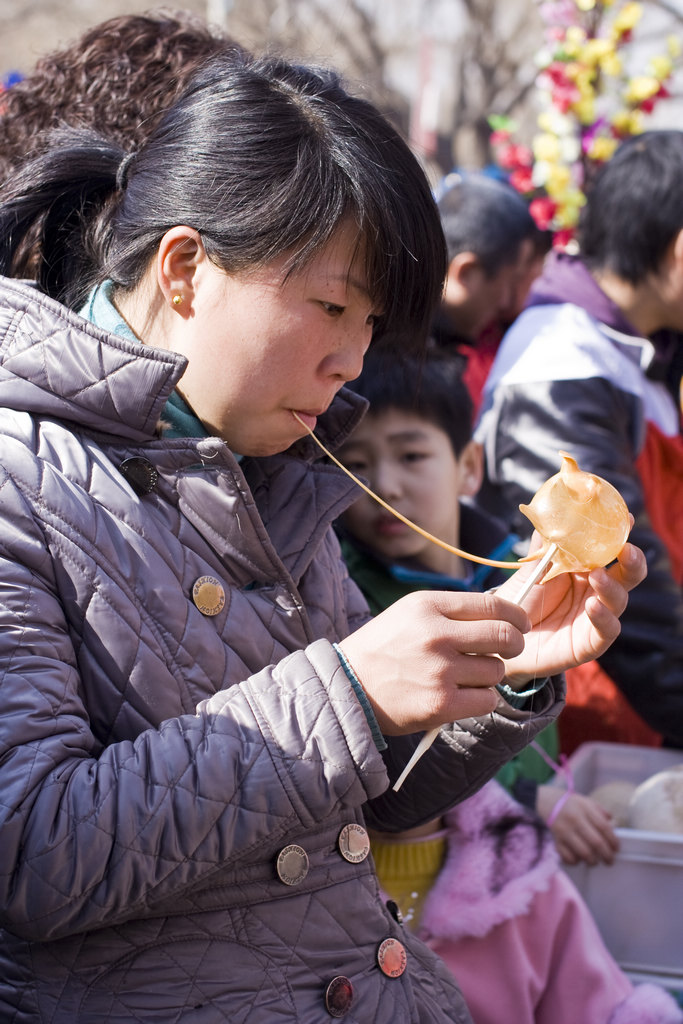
[172,294,183,306]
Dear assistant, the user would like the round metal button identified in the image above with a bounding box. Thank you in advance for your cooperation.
[191,576,226,616]
[377,937,407,978]
[119,456,158,495]
[324,975,354,1017]
[338,823,370,864]
[276,844,309,886]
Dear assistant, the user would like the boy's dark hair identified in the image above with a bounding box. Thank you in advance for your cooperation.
[0,50,447,345]
[437,174,537,277]
[347,346,474,457]
[0,11,242,183]
[579,130,683,284]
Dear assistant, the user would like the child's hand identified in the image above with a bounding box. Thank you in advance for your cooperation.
[497,539,646,687]
[537,785,620,866]
[337,590,531,735]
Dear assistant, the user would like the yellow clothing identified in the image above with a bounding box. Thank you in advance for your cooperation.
[371,830,447,930]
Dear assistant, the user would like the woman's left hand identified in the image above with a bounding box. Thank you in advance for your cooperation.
[497,536,647,687]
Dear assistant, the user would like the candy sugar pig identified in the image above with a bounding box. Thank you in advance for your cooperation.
[519,451,631,580]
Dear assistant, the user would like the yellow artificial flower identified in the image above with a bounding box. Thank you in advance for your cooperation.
[611,108,643,135]
[650,55,673,81]
[600,51,622,77]
[582,38,615,66]
[556,189,586,225]
[555,202,582,229]
[572,94,596,124]
[575,67,597,94]
[588,136,619,161]
[545,164,573,197]
[668,35,682,58]
[537,111,574,136]
[533,132,562,162]
[566,26,587,47]
[612,2,643,36]
[624,75,660,103]
[576,0,596,10]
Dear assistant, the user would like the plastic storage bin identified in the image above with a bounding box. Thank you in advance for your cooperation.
[555,742,683,989]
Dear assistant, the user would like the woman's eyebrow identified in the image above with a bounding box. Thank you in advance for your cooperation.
[322,272,371,299]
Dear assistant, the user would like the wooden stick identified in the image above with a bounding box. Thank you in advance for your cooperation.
[391,543,558,792]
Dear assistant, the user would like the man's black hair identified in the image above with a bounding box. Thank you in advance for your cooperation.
[579,130,683,284]
[437,174,537,277]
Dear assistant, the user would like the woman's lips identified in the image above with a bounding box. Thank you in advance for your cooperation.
[292,410,318,432]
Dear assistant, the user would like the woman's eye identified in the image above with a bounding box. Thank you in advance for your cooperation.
[401,451,428,464]
[321,302,345,317]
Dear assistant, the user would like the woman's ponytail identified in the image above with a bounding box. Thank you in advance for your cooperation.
[0,129,125,307]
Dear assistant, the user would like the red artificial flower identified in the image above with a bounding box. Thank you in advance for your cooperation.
[553,227,576,250]
[509,166,535,193]
[495,142,533,171]
[530,196,558,230]
[545,62,571,86]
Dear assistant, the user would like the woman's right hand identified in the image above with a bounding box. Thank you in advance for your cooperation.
[337,589,530,736]
[536,785,620,866]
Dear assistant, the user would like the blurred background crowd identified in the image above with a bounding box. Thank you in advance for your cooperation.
[3,0,683,229]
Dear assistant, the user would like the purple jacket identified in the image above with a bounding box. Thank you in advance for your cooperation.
[0,277,564,1023]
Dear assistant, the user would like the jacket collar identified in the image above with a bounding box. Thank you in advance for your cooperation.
[526,251,639,336]
[419,780,558,943]
[0,276,185,441]
[525,251,660,375]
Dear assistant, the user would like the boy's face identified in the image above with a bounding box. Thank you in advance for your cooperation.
[338,408,482,574]
[442,244,532,340]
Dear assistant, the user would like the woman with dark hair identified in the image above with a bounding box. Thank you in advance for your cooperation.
[0,48,643,1022]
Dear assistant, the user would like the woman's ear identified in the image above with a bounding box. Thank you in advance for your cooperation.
[456,439,484,498]
[156,226,207,317]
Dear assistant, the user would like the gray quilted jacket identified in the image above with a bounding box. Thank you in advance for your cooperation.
[0,277,564,1023]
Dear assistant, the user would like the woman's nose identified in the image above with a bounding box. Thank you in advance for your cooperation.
[331,325,373,383]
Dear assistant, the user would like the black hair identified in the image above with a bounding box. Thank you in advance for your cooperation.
[0,50,447,345]
[347,345,473,456]
[437,174,537,276]
[579,130,683,284]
